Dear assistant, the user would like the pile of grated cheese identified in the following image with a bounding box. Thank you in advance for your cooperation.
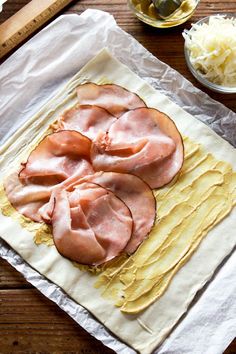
[183,15,236,86]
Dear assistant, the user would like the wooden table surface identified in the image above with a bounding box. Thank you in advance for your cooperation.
[0,1,235,353]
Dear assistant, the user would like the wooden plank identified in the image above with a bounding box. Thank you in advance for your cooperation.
[225,343,236,354]
[0,0,74,58]
[0,288,114,353]
[0,259,31,289]
[0,0,235,353]
[0,286,235,353]
[0,0,31,21]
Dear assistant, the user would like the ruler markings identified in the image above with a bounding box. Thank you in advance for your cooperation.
[0,0,74,58]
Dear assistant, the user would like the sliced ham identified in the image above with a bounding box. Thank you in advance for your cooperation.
[20,130,93,185]
[38,164,94,223]
[91,107,184,188]
[76,172,156,254]
[76,83,146,118]
[4,80,187,266]
[5,131,94,223]
[54,104,117,140]
[4,172,52,223]
[52,182,133,265]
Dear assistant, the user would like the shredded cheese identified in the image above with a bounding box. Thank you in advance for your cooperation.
[183,15,236,86]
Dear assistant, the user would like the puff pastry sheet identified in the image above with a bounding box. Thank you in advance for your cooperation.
[0,49,235,354]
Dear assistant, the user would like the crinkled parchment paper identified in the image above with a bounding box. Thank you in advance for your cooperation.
[0,9,235,354]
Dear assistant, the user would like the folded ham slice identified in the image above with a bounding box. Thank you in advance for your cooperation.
[4,172,53,223]
[52,182,133,265]
[76,172,156,254]
[91,107,184,188]
[54,105,117,140]
[20,130,93,185]
[38,164,94,223]
[5,131,94,222]
[76,83,146,118]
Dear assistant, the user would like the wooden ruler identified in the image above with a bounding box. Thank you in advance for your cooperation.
[0,0,74,59]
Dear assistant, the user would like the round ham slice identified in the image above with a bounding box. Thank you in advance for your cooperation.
[5,131,94,223]
[76,83,146,118]
[20,130,93,185]
[91,107,184,188]
[54,105,117,140]
[75,172,156,254]
[52,182,133,265]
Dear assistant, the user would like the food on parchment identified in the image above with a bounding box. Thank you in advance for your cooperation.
[19,130,93,183]
[76,83,146,117]
[52,182,133,265]
[54,104,117,140]
[4,131,94,222]
[43,170,156,258]
[4,171,53,223]
[4,83,183,266]
[78,172,156,254]
[91,107,184,188]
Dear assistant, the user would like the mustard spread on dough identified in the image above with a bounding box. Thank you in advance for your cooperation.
[94,136,236,314]
[0,184,54,245]
[0,136,235,314]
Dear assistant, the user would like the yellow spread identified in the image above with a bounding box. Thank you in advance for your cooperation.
[34,224,53,246]
[0,183,54,246]
[132,0,196,27]
[94,136,236,314]
[0,136,235,314]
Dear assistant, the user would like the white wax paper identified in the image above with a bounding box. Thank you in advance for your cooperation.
[0,9,235,354]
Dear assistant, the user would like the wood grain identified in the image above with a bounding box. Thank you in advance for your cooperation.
[2,255,235,353]
[0,0,236,353]
[0,286,114,353]
[0,0,75,58]
[0,260,31,289]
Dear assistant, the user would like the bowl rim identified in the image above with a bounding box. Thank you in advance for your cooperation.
[184,13,236,94]
[128,0,200,28]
